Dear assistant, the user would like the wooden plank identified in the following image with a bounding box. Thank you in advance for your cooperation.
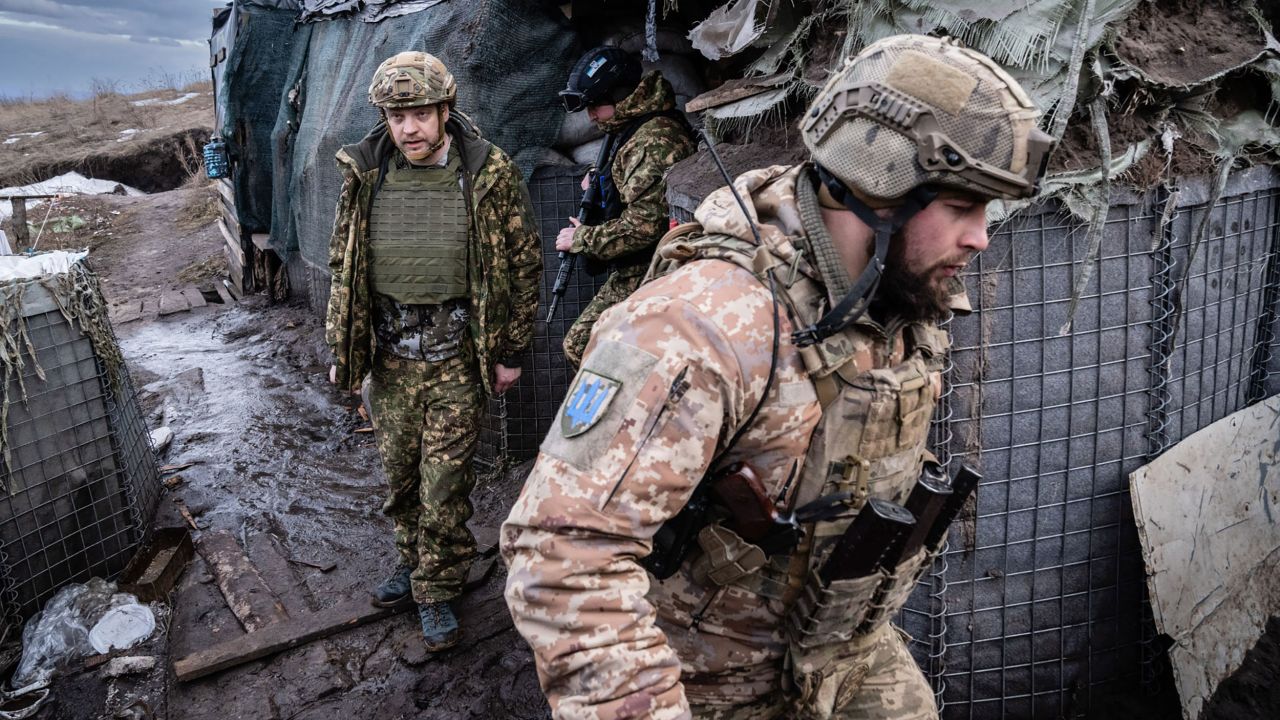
[222,276,243,301]
[179,286,207,309]
[216,179,234,208]
[10,198,28,248]
[219,218,245,266]
[173,598,408,682]
[158,290,191,316]
[213,280,236,305]
[220,204,242,240]
[196,532,290,634]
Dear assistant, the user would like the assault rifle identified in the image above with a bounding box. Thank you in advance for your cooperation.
[546,137,613,322]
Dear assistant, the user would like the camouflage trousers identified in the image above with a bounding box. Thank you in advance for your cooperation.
[562,268,645,367]
[687,625,938,720]
[368,351,483,603]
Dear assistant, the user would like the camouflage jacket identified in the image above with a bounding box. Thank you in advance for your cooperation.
[571,71,695,276]
[502,164,964,718]
[324,111,541,396]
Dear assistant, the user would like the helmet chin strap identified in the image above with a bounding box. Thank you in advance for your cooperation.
[792,165,937,347]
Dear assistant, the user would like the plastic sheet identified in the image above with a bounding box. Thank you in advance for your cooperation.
[11,579,152,688]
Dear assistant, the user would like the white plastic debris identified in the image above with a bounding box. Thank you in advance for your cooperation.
[150,426,174,453]
[88,605,156,654]
[11,579,144,688]
[0,251,88,281]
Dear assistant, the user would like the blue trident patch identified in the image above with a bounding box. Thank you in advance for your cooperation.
[561,370,621,438]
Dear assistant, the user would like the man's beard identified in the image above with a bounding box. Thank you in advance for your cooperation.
[873,233,959,323]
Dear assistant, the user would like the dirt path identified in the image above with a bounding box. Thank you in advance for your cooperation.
[36,188,549,719]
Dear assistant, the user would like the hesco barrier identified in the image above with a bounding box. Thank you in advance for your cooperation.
[672,167,1280,718]
[0,256,160,633]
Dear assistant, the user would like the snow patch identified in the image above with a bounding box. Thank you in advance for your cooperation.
[3,131,45,145]
[117,128,140,143]
[131,92,200,107]
[0,172,144,220]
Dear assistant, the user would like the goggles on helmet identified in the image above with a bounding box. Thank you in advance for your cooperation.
[558,89,592,114]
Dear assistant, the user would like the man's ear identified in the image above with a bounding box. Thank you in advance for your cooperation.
[440,104,450,126]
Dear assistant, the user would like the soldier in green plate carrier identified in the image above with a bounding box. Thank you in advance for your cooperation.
[554,46,696,367]
[503,36,1054,718]
[326,51,541,651]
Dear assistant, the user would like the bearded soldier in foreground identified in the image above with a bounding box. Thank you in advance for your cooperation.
[502,35,1054,719]
[326,51,540,650]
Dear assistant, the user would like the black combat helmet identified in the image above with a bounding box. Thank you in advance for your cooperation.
[559,46,642,113]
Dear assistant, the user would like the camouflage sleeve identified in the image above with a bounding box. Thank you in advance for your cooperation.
[492,153,542,363]
[572,121,688,262]
[502,265,777,720]
[323,168,359,354]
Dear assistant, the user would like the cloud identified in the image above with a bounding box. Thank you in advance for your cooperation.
[0,0,224,44]
[0,18,208,98]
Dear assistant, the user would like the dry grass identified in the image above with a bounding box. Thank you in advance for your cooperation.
[0,80,214,189]
[177,183,221,232]
[177,253,225,284]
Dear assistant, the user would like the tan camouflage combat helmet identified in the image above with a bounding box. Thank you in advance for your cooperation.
[802,34,1054,203]
[368,51,457,109]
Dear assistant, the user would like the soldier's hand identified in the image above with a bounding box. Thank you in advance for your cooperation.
[494,364,522,394]
[555,218,582,252]
[328,364,337,385]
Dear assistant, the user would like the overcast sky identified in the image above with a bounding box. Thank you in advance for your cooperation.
[0,1,225,99]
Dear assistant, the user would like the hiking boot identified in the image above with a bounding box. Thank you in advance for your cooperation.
[418,601,460,652]
[371,565,413,607]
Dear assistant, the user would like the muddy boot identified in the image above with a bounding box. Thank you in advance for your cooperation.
[418,601,460,652]
[371,565,413,607]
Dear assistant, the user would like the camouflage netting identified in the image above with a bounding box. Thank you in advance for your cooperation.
[0,255,126,475]
[262,0,579,269]
[672,0,1280,209]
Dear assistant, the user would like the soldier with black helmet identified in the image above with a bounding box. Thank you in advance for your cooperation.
[503,35,1054,718]
[554,46,696,367]
[326,51,541,651]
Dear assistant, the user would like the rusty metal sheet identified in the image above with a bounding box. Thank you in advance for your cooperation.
[1130,394,1280,719]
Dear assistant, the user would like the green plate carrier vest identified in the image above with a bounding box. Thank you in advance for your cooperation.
[368,152,469,305]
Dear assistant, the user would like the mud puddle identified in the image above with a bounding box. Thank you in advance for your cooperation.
[38,299,550,720]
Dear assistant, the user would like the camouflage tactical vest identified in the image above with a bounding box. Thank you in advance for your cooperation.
[368,152,469,305]
[649,222,949,712]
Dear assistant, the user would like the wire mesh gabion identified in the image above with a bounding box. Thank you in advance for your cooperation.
[0,267,160,629]
[483,164,611,462]
[906,167,1280,719]
[668,166,1280,717]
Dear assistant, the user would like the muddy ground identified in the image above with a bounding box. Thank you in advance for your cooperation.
[29,187,549,720]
